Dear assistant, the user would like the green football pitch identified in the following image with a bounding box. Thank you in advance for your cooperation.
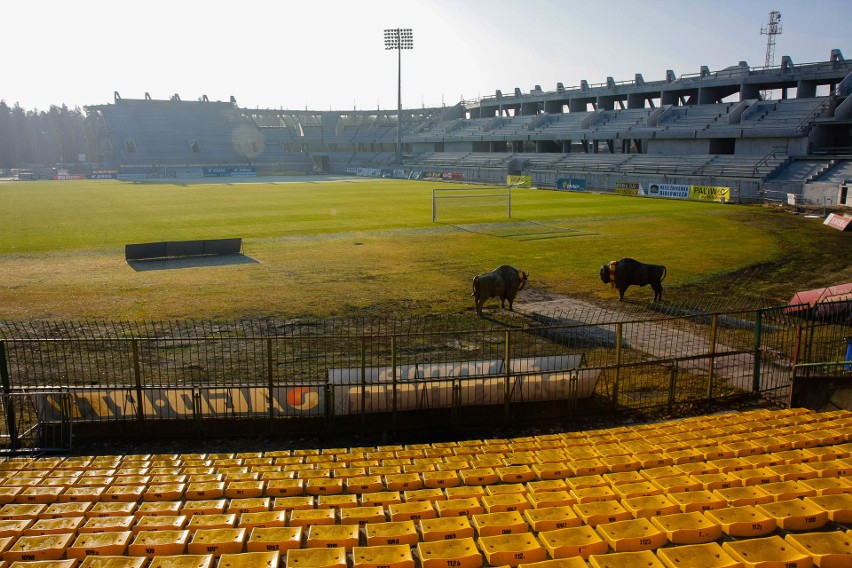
[0,177,844,320]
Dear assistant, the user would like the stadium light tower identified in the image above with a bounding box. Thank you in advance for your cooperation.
[760,11,782,100]
[384,28,413,166]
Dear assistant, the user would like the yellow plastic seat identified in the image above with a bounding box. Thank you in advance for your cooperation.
[288,509,336,529]
[444,486,486,501]
[602,471,645,486]
[689,473,741,491]
[704,504,777,538]
[345,476,384,494]
[272,496,314,513]
[340,506,386,526]
[649,511,722,545]
[364,520,419,546]
[245,526,302,555]
[459,468,499,486]
[305,478,344,496]
[418,516,474,541]
[0,487,22,505]
[360,492,402,509]
[384,473,423,492]
[388,501,436,522]
[79,515,136,534]
[144,483,186,502]
[134,501,182,519]
[612,481,663,500]
[651,475,703,494]
[416,537,483,568]
[526,490,575,509]
[656,542,741,568]
[538,525,609,560]
[571,501,632,527]
[526,479,568,494]
[0,518,33,537]
[2,532,74,562]
[265,479,305,498]
[187,527,247,556]
[403,488,445,504]
[66,530,133,559]
[6,560,77,568]
[471,510,529,537]
[588,549,666,568]
[305,524,359,549]
[420,470,462,489]
[41,501,93,519]
[436,497,483,518]
[285,547,347,568]
[186,513,238,531]
[15,486,64,504]
[804,493,852,523]
[667,489,727,513]
[785,530,852,567]
[184,482,226,501]
[228,497,271,515]
[477,533,547,567]
[722,534,811,568]
[238,510,288,530]
[181,499,227,517]
[712,485,773,507]
[101,485,145,503]
[482,493,531,513]
[569,485,618,504]
[0,503,46,519]
[727,467,781,486]
[133,515,189,534]
[531,462,572,480]
[217,551,279,568]
[78,555,149,568]
[523,506,582,532]
[24,516,85,535]
[127,529,191,557]
[352,544,414,568]
[600,454,641,473]
[568,459,608,477]
[485,483,526,496]
[799,476,852,496]
[620,494,680,519]
[496,465,536,483]
[595,517,667,552]
[756,499,829,531]
[88,501,137,518]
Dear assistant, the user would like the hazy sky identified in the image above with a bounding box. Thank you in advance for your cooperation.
[4,0,850,112]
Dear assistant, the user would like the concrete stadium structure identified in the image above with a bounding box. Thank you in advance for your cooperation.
[87,50,852,205]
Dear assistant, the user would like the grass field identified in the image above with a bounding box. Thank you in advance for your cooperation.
[1,177,849,321]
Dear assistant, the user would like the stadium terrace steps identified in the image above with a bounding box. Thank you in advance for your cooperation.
[0,408,851,566]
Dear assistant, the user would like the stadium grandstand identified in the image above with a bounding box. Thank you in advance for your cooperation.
[83,49,852,206]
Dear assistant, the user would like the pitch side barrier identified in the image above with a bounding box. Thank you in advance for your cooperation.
[125,238,242,261]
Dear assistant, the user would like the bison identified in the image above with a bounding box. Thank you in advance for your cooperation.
[472,265,529,316]
[599,258,667,302]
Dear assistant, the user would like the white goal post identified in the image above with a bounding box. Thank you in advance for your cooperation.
[432,186,512,222]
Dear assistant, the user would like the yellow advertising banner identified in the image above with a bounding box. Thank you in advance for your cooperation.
[506,175,531,188]
[615,181,641,196]
[690,185,731,202]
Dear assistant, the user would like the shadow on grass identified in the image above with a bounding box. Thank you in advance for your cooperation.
[127,254,260,272]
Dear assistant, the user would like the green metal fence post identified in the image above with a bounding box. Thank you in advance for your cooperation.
[391,335,398,430]
[706,314,718,399]
[752,310,763,393]
[613,323,623,408]
[267,337,274,419]
[504,330,511,422]
[132,339,144,422]
[0,342,17,452]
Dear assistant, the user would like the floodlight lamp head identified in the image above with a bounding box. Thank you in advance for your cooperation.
[383,28,414,50]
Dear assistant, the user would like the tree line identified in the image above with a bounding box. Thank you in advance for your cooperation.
[0,101,96,170]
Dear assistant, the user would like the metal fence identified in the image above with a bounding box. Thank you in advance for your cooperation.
[1,300,850,452]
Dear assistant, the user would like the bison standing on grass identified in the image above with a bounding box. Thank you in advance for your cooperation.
[472,265,529,316]
[599,258,667,302]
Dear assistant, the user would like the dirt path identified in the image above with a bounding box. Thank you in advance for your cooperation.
[516,294,768,394]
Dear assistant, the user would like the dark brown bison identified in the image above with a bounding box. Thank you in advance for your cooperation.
[599,258,667,302]
[472,265,528,316]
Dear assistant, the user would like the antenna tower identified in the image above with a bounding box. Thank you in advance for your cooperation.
[760,10,782,100]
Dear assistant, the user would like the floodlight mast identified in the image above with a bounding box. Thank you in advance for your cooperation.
[384,28,413,166]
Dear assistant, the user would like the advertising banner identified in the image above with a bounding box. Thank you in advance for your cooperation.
[507,175,531,187]
[615,181,642,196]
[690,185,731,203]
[646,183,690,199]
[824,213,852,231]
[37,386,325,421]
[556,178,586,191]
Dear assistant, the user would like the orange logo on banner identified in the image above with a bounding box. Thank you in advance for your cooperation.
[286,387,320,411]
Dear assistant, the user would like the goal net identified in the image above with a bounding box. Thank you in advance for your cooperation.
[432,187,512,223]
